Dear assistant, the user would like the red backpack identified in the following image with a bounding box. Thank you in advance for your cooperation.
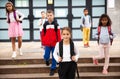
[97,26,113,45]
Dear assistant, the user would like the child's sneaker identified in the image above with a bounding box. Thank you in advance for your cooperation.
[49,69,55,76]
[84,44,88,48]
[46,61,50,66]
[12,52,16,58]
[87,43,90,47]
[93,58,98,65]
[18,48,23,56]
[102,69,108,74]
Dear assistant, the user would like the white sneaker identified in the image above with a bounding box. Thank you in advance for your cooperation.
[18,48,23,56]
[12,52,16,58]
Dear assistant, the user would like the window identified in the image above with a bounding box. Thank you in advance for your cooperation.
[33,0,46,7]
[54,0,68,6]
[0,0,8,7]
[72,0,86,6]
[92,0,105,5]
[107,0,115,8]
[15,0,29,7]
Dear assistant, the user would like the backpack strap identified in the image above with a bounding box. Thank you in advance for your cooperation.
[13,11,17,21]
[13,10,22,23]
[70,39,75,57]
[59,39,75,59]
[97,26,101,44]
[59,40,63,58]
[97,26,113,45]
[8,13,10,23]
[83,17,85,25]
[108,26,113,45]
[83,15,91,25]
[54,19,59,41]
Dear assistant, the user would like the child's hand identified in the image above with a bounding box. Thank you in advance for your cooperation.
[39,22,42,26]
[72,56,76,62]
[58,57,62,62]
[16,19,21,22]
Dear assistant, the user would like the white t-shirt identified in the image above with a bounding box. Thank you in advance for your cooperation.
[53,42,80,63]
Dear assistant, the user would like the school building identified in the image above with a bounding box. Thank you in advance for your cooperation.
[0,0,119,42]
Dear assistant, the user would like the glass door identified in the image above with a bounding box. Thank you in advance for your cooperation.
[54,0,107,40]
[33,0,47,41]
[54,0,86,40]
[15,0,47,41]
[54,0,69,28]
[0,0,107,41]
[15,0,30,41]
[71,0,86,40]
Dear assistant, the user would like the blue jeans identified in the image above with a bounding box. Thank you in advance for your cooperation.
[44,46,57,70]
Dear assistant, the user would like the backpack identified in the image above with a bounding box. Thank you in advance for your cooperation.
[59,39,75,59]
[80,15,91,31]
[97,26,113,45]
[8,10,22,23]
[59,39,80,79]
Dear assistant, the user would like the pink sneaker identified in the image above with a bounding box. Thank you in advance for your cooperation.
[93,58,98,65]
[102,69,108,74]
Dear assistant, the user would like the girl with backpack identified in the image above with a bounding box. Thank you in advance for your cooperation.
[53,27,80,79]
[93,14,115,74]
[5,2,24,58]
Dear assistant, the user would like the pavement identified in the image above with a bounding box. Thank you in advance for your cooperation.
[0,36,120,59]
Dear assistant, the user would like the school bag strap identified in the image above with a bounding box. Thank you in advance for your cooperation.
[13,11,17,21]
[59,39,75,59]
[97,26,113,45]
[7,10,22,23]
[59,40,63,58]
[13,11,22,23]
[108,26,113,45]
[82,15,91,25]
[8,12,10,23]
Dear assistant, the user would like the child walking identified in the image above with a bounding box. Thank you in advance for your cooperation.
[41,10,61,76]
[38,11,46,48]
[53,27,80,79]
[93,14,115,74]
[81,8,91,48]
[5,2,24,58]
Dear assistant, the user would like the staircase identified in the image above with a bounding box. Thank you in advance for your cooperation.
[0,57,120,79]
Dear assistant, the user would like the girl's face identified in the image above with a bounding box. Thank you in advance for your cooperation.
[101,17,108,26]
[6,3,13,12]
[62,30,71,42]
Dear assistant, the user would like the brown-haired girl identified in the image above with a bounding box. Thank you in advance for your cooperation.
[93,14,115,74]
[53,27,80,79]
[5,2,24,58]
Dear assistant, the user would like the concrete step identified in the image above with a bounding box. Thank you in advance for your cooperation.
[0,57,120,65]
[0,72,120,79]
[0,63,120,74]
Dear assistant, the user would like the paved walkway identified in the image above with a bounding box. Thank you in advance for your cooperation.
[0,36,120,59]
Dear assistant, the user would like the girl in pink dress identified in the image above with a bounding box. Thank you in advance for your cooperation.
[5,2,24,58]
